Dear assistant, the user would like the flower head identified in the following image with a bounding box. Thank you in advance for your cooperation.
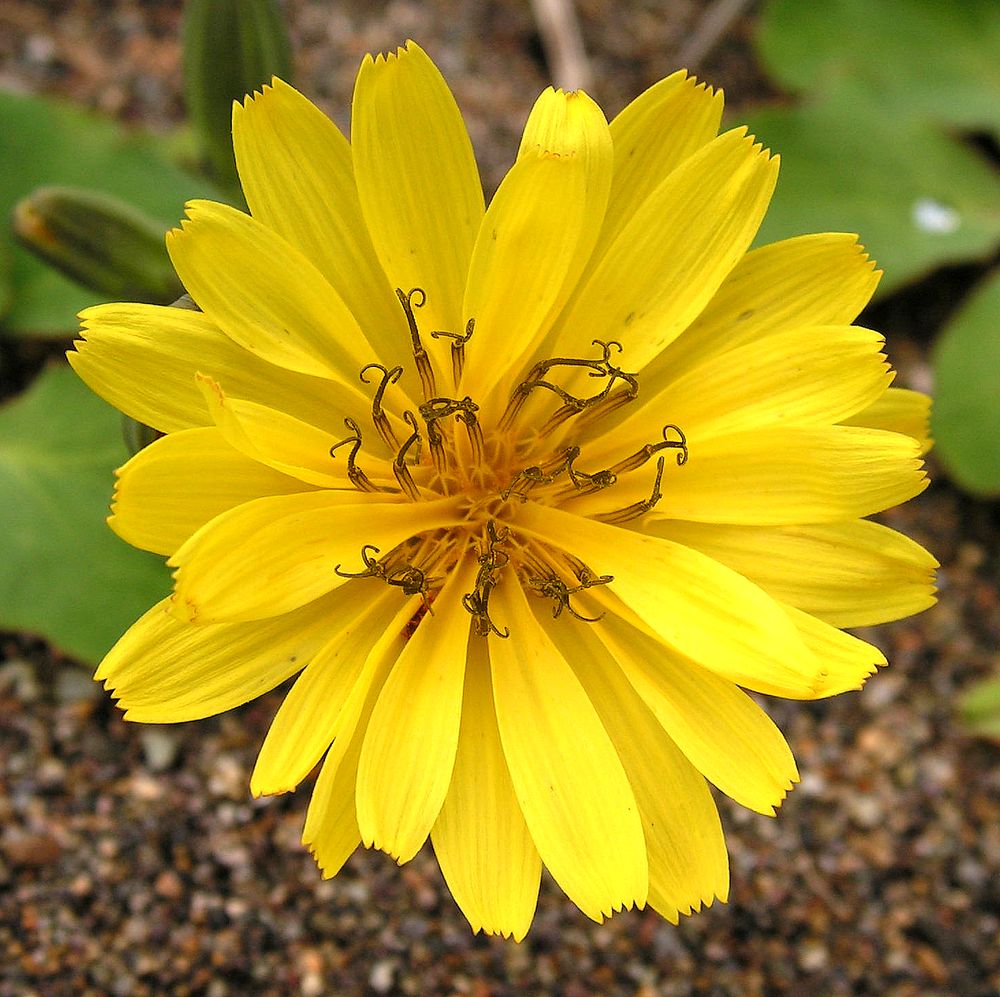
[70,41,936,940]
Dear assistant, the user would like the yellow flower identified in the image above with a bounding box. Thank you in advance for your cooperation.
[69,41,936,940]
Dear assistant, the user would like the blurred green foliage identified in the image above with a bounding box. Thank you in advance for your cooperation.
[749,0,1000,294]
[751,0,1000,497]
[0,365,169,662]
[0,90,218,336]
[0,0,290,663]
[931,275,1000,495]
[183,0,292,192]
[959,676,1000,741]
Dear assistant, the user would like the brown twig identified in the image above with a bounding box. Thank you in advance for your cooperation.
[530,0,592,91]
[676,0,754,70]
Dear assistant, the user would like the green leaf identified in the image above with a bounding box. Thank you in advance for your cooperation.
[758,0,1000,134]
[959,676,1000,739]
[0,90,221,337]
[0,364,169,663]
[744,99,1000,294]
[931,269,1000,497]
[0,237,12,321]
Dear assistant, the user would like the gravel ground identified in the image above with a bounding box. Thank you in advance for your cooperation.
[2,2,999,995]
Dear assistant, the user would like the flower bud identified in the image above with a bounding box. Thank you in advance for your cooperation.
[13,186,182,304]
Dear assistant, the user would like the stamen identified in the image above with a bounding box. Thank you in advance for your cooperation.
[384,563,436,614]
[527,570,612,622]
[596,454,666,525]
[606,424,689,476]
[461,521,510,638]
[500,339,639,433]
[553,424,688,504]
[396,287,437,400]
[565,448,617,494]
[360,362,403,452]
[537,341,640,436]
[574,381,641,430]
[334,543,383,579]
[393,411,423,500]
[418,395,481,475]
[335,543,436,614]
[457,403,485,467]
[431,318,475,386]
[501,446,581,501]
[330,417,388,493]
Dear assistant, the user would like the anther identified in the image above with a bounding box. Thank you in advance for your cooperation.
[335,544,437,614]
[565,448,617,494]
[499,352,602,430]
[526,564,612,622]
[501,446,580,501]
[360,363,403,452]
[501,340,639,433]
[596,454,667,525]
[431,318,475,385]
[457,403,485,467]
[461,522,510,638]
[384,563,436,614]
[537,342,640,436]
[606,424,689,476]
[329,417,386,493]
[393,410,423,500]
[396,287,437,400]
[528,577,599,622]
[418,395,481,474]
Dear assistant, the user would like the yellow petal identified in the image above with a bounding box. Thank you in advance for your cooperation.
[489,578,647,922]
[575,426,928,526]
[843,386,933,454]
[196,374,395,489]
[303,598,417,875]
[539,611,728,922]
[516,503,823,697]
[169,492,463,624]
[588,325,893,459]
[461,149,589,399]
[351,41,484,337]
[97,590,357,723]
[593,608,798,815]
[250,584,401,796]
[599,71,723,258]
[785,605,885,699]
[233,79,407,363]
[513,88,612,338]
[356,559,475,862]
[662,425,926,524]
[301,745,362,880]
[71,304,362,436]
[166,200,377,383]
[110,426,315,556]
[647,233,881,390]
[549,128,778,370]
[648,519,938,628]
[432,639,541,941]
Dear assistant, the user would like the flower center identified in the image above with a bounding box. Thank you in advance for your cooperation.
[331,287,688,637]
